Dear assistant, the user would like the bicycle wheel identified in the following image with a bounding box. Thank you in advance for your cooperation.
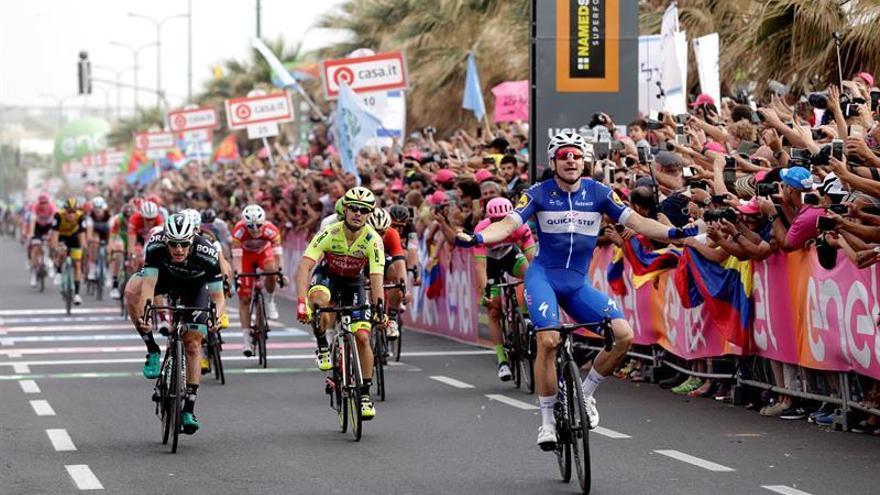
[517,317,536,394]
[37,262,46,293]
[160,355,173,445]
[347,336,363,441]
[170,338,184,453]
[373,330,386,402]
[254,293,268,368]
[564,360,591,493]
[95,251,105,301]
[333,339,348,433]
[212,334,225,385]
[507,308,522,389]
[555,399,572,483]
[62,260,73,315]
[119,266,128,317]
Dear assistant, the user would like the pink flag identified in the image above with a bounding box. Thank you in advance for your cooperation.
[490,80,529,123]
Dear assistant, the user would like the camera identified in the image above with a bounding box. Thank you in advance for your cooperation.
[724,155,737,169]
[589,113,608,128]
[790,147,811,161]
[844,103,861,118]
[637,145,653,164]
[756,182,779,197]
[871,90,880,111]
[827,203,848,215]
[711,194,728,206]
[424,127,436,135]
[817,216,836,232]
[675,113,690,125]
[624,156,637,168]
[811,128,826,141]
[703,207,737,224]
[646,119,664,130]
[682,166,695,179]
[831,139,844,161]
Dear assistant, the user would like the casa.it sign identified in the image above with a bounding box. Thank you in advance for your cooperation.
[321,51,408,99]
[224,92,293,130]
[167,106,218,132]
[133,131,175,150]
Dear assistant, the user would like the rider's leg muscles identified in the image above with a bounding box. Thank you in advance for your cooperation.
[308,287,332,348]
[125,275,144,329]
[354,324,373,385]
[487,295,507,364]
[524,262,563,428]
[182,331,204,415]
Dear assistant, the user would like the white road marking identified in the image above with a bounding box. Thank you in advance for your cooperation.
[429,376,474,389]
[0,308,120,316]
[47,429,76,451]
[65,464,103,490]
[653,450,735,472]
[0,349,492,368]
[762,486,814,495]
[30,399,56,416]
[1,315,125,324]
[1,320,287,333]
[0,338,13,346]
[12,363,30,373]
[1,329,306,342]
[485,394,539,410]
[18,379,40,393]
[592,426,631,439]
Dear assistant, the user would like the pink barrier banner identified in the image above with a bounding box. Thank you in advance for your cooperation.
[281,230,880,380]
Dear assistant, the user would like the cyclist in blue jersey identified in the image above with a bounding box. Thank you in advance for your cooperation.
[458,132,699,450]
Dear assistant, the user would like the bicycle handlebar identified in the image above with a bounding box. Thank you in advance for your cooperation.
[234,271,286,288]
[143,299,217,328]
[538,317,615,352]
[313,304,372,317]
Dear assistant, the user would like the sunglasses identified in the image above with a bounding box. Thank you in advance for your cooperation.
[555,150,584,161]
[246,222,263,230]
[347,206,372,215]
[166,240,192,249]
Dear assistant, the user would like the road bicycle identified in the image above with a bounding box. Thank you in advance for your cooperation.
[55,246,75,315]
[203,329,225,385]
[492,279,535,393]
[145,297,216,453]
[235,269,284,368]
[367,281,406,401]
[312,302,373,442]
[544,316,614,494]
[31,238,50,293]
[86,240,107,301]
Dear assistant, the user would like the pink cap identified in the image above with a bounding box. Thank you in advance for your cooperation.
[705,141,726,153]
[428,190,448,206]
[738,198,760,215]
[320,168,335,177]
[755,170,768,182]
[434,169,457,184]
[474,169,494,183]
[690,93,716,107]
[296,155,310,167]
[390,179,404,192]
[856,71,875,87]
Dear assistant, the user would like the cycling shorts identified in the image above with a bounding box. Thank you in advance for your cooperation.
[487,249,527,299]
[309,264,371,333]
[154,286,212,336]
[32,224,52,240]
[92,222,110,242]
[237,249,275,299]
[523,259,622,331]
[59,234,83,261]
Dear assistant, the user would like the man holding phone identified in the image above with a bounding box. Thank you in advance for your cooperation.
[756,166,824,251]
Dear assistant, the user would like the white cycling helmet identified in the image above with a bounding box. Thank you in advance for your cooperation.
[92,196,107,210]
[242,204,266,226]
[181,209,201,233]
[164,213,197,243]
[367,208,392,232]
[141,201,159,219]
[547,131,591,161]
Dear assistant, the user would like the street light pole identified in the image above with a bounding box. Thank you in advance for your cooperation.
[109,41,157,111]
[188,0,193,102]
[128,12,188,112]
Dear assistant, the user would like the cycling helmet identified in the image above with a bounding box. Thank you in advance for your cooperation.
[64,197,78,210]
[335,198,344,217]
[486,197,514,220]
[92,196,107,210]
[547,131,589,161]
[121,203,134,216]
[37,193,50,204]
[242,204,266,225]
[130,197,144,211]
[181,209,201,231]
[141,201,159,219]
[201,209,216,224]
[164,213,197,243]
[146,194,163,206]
[368,208,392,232]
[342,187,376,210]
[389,205,410,222]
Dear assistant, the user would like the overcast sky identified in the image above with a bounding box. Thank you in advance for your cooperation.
[0,0,348,110]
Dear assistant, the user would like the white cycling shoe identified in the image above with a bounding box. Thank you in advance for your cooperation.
[584,395,599,429]
[385,320,400,339]
[73,294,83,306]
[110,287,121,300]
[267,300,279,320]
[537,424,557,451]
[29,273,37,287]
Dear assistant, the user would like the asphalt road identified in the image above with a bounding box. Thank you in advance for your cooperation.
[0,236,878,495]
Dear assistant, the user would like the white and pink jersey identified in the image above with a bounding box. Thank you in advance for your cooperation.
[472,218,535,259]
[231,221,281,254]
[31,202,57,227]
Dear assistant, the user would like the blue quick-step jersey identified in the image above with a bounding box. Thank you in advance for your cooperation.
[512,178,633,274]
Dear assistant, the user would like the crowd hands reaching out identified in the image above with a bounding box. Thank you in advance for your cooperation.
[589,70,880,269]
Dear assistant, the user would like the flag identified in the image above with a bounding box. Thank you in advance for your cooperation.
[674,247,753,347]
[164,147,186,169]
[462,53,486,120]
[607,246,627,296]
[212,134,240,163]
[623,235,682,288]
[423,244,445,300]
[120,145,148,174]
[335,81,382,181]
[126,161,158,187]
[251,37,317,113]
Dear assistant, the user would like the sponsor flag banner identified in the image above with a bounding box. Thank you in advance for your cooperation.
[462,53,486,120]
[491,80,529,123]
[335,81,383,181]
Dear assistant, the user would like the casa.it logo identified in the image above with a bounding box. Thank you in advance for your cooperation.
[333,67,355,87]
[235,104,252,120]
[173,114,187,129]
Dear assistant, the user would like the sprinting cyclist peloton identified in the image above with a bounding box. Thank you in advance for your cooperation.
[458,132,699,449]
[108,202,135,299]
[388,205,420,287]
[366,208,406,339]
[473,197,536,382]
[86,196,113,283]
[131,213,227,434]
[295,187,386,420]
[27,193,56,287]
[231,204,285,356]
[49,198,87,305]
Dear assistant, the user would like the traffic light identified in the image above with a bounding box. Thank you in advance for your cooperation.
[77,51,92,95]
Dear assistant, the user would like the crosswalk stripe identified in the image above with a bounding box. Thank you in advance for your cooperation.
[653,450,735,472]
[592,426,631,439]
[761,485,814,495]
[429,375,474,388]
[0,329,308,343]
[0,308,121,316]
[0,341,315,357]
[0,319,290,333]
[484,394,539,410]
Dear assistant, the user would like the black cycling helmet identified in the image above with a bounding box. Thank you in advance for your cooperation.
[201,208,216,224]
[389,205,410,222]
